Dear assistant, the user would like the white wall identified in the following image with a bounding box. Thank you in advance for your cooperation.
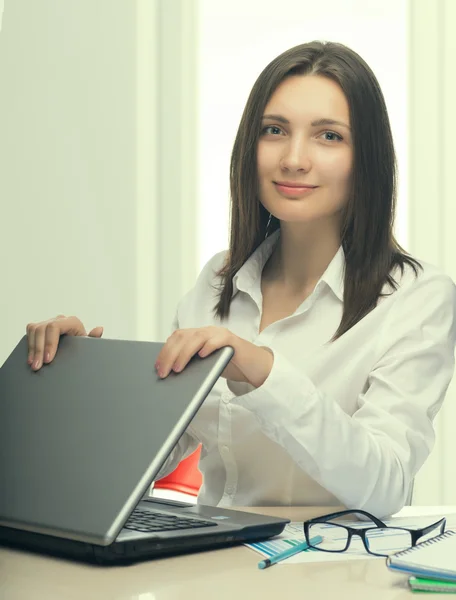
[0,1,140,364]
[0,0,199,364]
[407,0,456,506]
[197,0,409,269]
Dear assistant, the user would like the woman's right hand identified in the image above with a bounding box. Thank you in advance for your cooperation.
[26,315,103,371]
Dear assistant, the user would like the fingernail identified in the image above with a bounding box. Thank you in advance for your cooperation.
[173,364,182,373]
[155,361,160,371]
[45,352,50,363]
[33,360,41,370]
[27,356,33,365]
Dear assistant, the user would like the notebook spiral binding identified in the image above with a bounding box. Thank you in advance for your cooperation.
[393,529,456,558]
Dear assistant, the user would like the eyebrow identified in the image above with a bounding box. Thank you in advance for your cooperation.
[262,114,351,130]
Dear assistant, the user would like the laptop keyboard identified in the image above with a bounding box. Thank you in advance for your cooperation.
[124,508,217,533]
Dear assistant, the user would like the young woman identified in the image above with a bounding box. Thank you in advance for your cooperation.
[26,41,456,518]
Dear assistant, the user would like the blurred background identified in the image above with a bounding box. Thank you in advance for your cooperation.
[0,0,455,506]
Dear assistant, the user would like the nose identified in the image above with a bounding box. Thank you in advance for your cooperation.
[279,136,312,173]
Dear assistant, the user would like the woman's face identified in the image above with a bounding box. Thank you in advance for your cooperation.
[257,74,353,228]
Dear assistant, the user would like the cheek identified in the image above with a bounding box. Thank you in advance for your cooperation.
[317,149,352,183]
[257,144,276,178]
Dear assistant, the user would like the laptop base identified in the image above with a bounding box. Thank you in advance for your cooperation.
[0,520,285,565]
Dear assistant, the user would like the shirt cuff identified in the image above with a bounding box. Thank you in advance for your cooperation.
[231,349,318,427]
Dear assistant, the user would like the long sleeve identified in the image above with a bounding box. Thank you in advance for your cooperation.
[232,272,456,518]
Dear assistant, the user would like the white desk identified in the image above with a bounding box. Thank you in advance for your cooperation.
[1,506,453,600]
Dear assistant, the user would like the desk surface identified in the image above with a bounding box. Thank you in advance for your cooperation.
[1,505,451,600]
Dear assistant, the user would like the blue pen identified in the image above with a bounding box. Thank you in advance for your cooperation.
[258,535,323,569]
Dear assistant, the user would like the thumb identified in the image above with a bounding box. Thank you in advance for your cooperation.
[88,326,104,338]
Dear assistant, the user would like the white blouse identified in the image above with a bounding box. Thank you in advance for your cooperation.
[158,230,456,518]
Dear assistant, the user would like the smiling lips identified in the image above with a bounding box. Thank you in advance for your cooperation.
[273,181,319,198]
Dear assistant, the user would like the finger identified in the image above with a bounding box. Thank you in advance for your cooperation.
[156,335,188,377]
[88,326,103,338]
[156,330,199,378]
[43,321,64,364]
[32,326,46,371]
[166,330,211,376]
[31,316,86,371]
[155,329,187,368]
[172,335,208,373]
[26,323,36,365]
[57,315,87,337]
[45,316,88,362]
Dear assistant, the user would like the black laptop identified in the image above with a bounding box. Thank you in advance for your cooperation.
[0,335,288,564]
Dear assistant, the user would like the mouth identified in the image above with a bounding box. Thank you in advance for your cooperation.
[273,182,319,198]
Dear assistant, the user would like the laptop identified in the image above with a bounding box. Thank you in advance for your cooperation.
[0,335,288,564]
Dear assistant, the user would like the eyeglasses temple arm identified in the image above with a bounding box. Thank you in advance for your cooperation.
[306,509,386,528]
[412,517,446,544]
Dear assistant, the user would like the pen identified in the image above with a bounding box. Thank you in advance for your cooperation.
[258,535,323,569]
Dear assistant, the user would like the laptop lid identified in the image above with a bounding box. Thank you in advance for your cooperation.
[0,335,234,545]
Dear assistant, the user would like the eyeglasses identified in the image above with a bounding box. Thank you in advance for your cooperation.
[303,509,446,557]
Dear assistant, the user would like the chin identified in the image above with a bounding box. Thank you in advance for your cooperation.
[264,197,342,225]
[267,207,330,224]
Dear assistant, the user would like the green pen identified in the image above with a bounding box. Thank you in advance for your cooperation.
[258,535,323,569]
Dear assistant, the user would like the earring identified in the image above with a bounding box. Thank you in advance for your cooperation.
[265,212,272,238]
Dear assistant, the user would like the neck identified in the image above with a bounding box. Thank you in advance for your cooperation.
[265,220,341,292]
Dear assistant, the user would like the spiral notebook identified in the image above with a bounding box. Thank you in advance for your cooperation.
[387,530,456,581]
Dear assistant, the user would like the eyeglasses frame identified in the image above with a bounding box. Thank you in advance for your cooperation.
[303,508,446,557]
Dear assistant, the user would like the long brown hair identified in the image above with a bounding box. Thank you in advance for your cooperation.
[214,41,420,339]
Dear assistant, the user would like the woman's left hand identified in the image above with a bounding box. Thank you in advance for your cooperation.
[155,326,274,388]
